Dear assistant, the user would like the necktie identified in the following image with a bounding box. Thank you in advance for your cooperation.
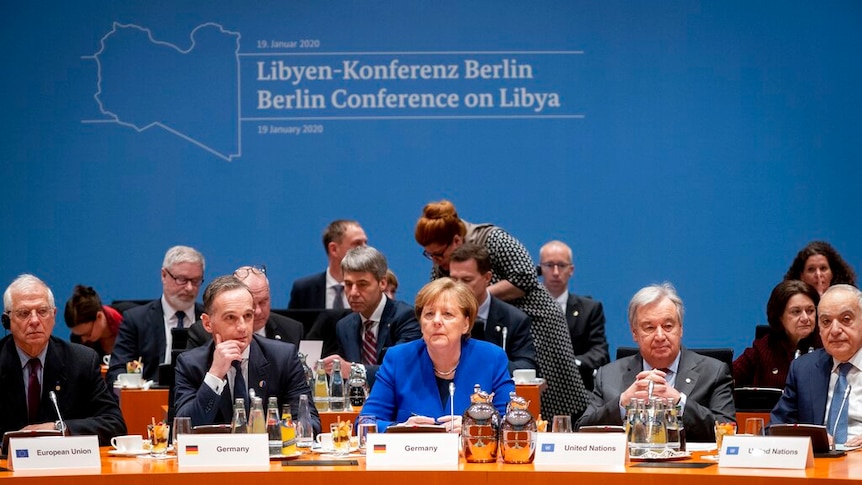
[362,320,377,366]
[333,284,345,310]
[175,311,187,329]
[827,362,853,444]
[232,360,248,411]
[27,358,41,423]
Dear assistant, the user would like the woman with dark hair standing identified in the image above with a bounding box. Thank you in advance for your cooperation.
[784,240,856,295]
[414,199,589,419]
[64,285,123,358]
[732,280,821,388]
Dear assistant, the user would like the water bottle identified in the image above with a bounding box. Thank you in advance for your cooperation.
[329,359,345,411]
[313,359,330,411]
[299,352,315,390]
[348,363,368,408]
[280,404,297,455]
[296,394,314,449]
[676,404,686,451]
[266,397,281,455]
[231,398,247,434]
[628,399,648,456]
[645,398,668,451]
[665,399,680,451]
[248,396,266,434]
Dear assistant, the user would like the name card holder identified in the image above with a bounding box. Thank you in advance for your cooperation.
[177,433,269,469]
[9,436,101,471]
[365,433,459,470]
[535,432,627,468]
[719,435,813,469]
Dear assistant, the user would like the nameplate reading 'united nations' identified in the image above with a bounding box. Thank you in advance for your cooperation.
[719,436,813,469]
[535,432,627,468]
[365,433,459,470]
[177,433,269,468]
[9,436,101,471]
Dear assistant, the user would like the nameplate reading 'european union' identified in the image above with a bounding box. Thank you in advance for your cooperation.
[534,432,627,468]
[9,436,100,471]
[177,433,269,468]
[719,436,813,469]
[365,433,459,470]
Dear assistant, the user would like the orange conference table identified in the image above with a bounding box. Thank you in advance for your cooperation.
[1,448,861,485]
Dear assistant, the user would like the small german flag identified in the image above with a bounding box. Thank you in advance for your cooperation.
[185,445,199,455]
[373,444,387,454]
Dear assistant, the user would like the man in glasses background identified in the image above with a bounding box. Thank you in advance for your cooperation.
[108,245,205,385]
[539,240,609,390]
[186,265,304,348]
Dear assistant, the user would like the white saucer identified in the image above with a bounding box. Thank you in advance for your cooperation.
[108,449,149,456]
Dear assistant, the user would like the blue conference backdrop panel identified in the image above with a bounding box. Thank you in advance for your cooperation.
[1,1,860,358]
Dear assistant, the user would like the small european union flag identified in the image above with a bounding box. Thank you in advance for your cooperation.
[727,446,739,455]
[15,449,29,458]
[541,443,555,452]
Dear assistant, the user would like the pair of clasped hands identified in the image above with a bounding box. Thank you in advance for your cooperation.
[401,414,463,434]
[620,368,682,406]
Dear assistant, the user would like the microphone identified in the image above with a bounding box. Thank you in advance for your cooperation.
[831,384,852,452]
[48,391,66,434]
[501,327,508,350]
[448,382,455,433]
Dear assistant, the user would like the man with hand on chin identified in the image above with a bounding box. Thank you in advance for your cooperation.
[174,275,320,434]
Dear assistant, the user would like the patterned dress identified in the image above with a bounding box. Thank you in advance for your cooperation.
[431,223,589,419]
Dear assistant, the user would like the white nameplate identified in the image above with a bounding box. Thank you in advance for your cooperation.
[366,433,459,470]
[9,436,100,471]
[719,435,813,469]
[535,432,627,468]
[177,433,269,469]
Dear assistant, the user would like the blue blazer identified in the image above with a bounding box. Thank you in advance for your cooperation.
[335,297,421,386]
[361,338,515,432]
[108,299,203,384]
[770,349,833,426]
[174,336,321,435]
[477,296,537,373]
[288,272,326,309]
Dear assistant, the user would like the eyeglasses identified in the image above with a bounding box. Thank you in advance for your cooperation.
[422,243,451,261]
[539,262,573,271]
[234,265,267,279]
[7,306,54,321]
[164,268,204,287]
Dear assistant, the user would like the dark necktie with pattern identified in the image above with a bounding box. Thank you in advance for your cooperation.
[827,362,853,444]
[175,311,186,329]
[232,360,248,412]
[362,320,377,366]
[27,358,41,423]
[333,285,345,310]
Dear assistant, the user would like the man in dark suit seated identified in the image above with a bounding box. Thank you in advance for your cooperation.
[449,243,537,373]
[539,240,609,390]
[187,265,303,348]
[174,275,320,433]
[577,283,736,442]
[108,245,205,385]
[322,246,421,387]
[288,220,367,310]
[771,284,862,447]
[1,275,126,446]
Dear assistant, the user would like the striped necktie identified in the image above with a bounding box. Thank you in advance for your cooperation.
[362,320,377,366]
[827,362,853,444]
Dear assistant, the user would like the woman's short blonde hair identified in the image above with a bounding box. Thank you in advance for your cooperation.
[414,277,478,336]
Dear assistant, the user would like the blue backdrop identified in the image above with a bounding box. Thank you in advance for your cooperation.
[1,1,860,359]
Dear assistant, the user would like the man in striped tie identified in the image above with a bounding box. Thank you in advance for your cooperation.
[321,246,421,388]
[771,284,862,447]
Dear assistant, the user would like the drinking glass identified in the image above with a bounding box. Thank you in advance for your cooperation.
[172,417,192,448]
[356,415,378,453]
[551,415,572,433]
[148,423,170,457]
[331,422,351,455]
[744,418,765,436]
[714,422,736,451]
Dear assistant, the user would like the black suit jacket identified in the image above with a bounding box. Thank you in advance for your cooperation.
[566,293,610,389]
[174,336,321,435]
[577,347,736,442]
[186,313,305,349]
[288,272,327,309]
[473,296,537,373]
[108,299,203,384]
[335,298,421,386]
[0,336,126,446]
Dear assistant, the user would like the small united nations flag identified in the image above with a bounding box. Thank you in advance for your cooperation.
[541,443,555,452]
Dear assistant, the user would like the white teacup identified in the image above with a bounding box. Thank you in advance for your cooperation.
[102,354,111,366]
[315,433,333,448]
[111,435,145,452]
[512,368,536,384]
[117,373,144,388]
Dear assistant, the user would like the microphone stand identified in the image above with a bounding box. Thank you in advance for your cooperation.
[48,391,67,435]
[448,383,456,433]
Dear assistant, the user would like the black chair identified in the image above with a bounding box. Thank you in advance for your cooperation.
[733,387,782,412]
[271,308,326,337]
[110,299,151,314]
[615,346,734,369]
[755,325,771,340]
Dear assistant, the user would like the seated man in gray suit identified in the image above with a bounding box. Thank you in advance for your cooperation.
[174,275,320,433]
[449,243,537,373]
[187,265,303,348]
[322,246,421,387]
[577,283,735,442]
